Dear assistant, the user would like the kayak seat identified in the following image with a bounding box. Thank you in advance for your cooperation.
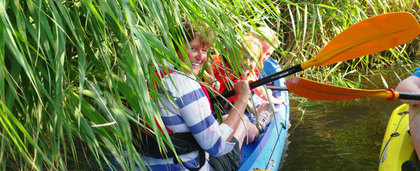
[402,160,420,171]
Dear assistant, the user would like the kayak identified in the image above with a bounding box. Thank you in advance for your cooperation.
[239,57,290,171]
[379,104,416,170]
[120,57,290,170]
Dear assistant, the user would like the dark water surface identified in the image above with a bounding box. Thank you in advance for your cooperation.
[281,70,408,170]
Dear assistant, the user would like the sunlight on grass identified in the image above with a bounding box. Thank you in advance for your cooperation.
[0,0,419,169]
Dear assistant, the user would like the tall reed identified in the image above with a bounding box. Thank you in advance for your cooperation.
[1,0,418,170]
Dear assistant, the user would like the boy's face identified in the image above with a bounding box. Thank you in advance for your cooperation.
[178,33,210,75]
[240,53,257,75]
[261,41,275,61]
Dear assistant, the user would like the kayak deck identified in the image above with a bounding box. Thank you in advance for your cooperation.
[379,104,417,170]
[239,58,290,171]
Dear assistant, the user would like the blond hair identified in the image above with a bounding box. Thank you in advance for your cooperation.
[252,26,279,49]
[174,19,215,51]
[240,35,263,63]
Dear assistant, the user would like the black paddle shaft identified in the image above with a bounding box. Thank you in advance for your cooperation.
[399,92,420,100]
[266,86,288,91]
[210,64,303,103]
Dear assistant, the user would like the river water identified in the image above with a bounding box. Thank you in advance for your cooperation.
[280,70,407,170]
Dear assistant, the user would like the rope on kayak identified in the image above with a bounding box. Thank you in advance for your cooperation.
[379,109,409,163]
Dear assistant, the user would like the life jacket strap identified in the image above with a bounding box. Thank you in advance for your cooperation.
[135,132,206,170]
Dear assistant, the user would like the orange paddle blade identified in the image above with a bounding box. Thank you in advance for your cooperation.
[286,77,393,101]
[301,12,420,69]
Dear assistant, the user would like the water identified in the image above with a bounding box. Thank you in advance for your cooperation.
[281,71,407,170]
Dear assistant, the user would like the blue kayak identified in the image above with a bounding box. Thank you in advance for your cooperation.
[118,57,290,171]
[239,57,290,171]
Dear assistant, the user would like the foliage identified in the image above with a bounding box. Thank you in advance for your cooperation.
[0,0,419,170]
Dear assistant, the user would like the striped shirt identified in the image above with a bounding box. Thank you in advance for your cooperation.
[142,72,235,171]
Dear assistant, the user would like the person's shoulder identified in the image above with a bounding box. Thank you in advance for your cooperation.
[163,72,195,83]
[161,72,201,92]
[412,67,420,78]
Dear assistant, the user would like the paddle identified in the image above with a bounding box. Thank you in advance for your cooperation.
[211,12,420,103]
[266,86,288,91]
[285,77,420,101]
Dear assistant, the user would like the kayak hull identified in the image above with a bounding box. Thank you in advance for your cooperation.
[239,58,290,171]
[379,104,416,170]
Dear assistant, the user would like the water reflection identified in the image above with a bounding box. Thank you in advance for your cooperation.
[282,98,401,170]
[278,66,417,171]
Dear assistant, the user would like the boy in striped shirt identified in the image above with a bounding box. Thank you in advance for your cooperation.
[140,20,258,171]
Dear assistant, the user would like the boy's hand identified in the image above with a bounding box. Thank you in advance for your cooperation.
[270,96,288,106]
[234,80,251,101]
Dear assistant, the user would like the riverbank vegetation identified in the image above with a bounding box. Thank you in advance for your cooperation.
[1,0,419,170]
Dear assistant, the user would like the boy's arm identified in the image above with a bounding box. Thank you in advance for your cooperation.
[222,80,251,141]
[396,75,420,105]
[254,87,285,105]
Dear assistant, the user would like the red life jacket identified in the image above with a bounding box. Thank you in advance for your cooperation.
[209,55,259,102]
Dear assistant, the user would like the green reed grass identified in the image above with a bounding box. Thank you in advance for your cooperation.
[1,0,419,170]
[273,0,419,89]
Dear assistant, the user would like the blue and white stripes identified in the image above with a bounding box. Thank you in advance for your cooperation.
[142,72,235,170]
